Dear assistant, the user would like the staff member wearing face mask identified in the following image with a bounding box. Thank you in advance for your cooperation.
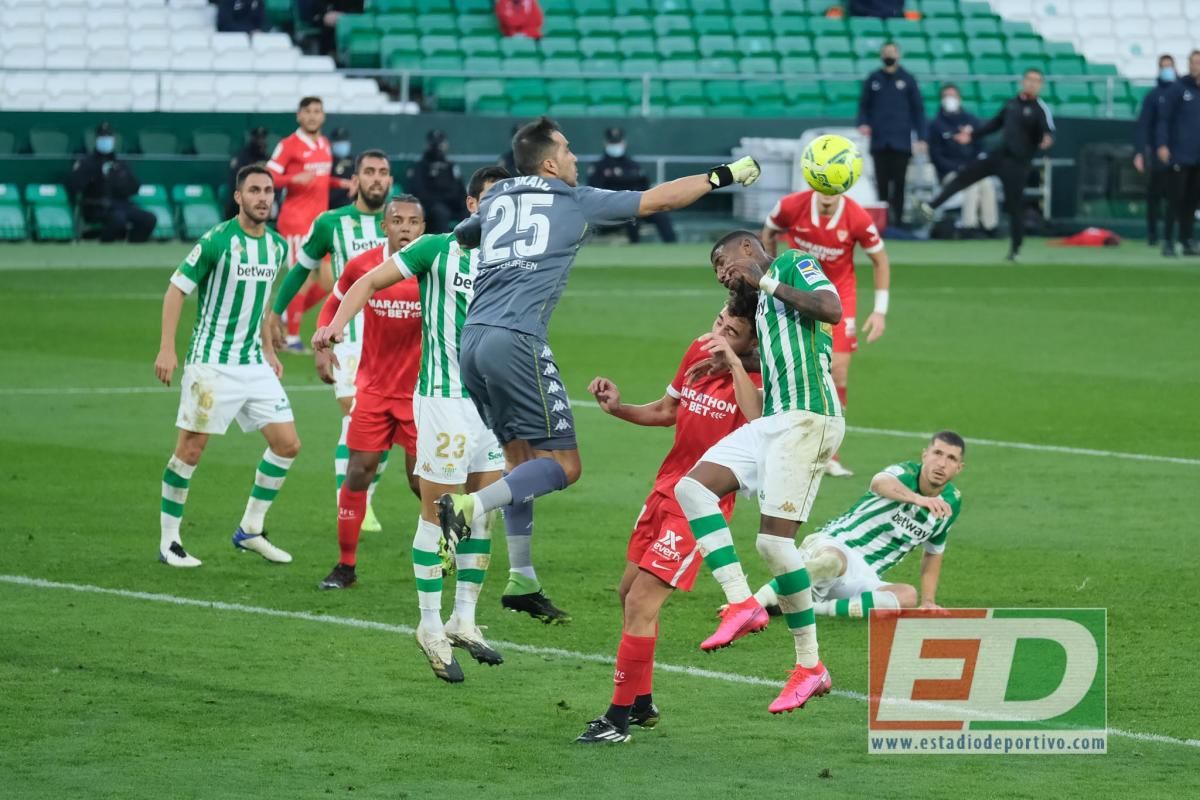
[856,42,927,229]
[67,121,156,243]
[1135,55,1179,252]
[1155,49,1200,257]
[328,128,356,209]
[927,84,997,237]
[586,127,677,244]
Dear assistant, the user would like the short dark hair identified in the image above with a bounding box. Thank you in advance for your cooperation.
[298,96,322,110]
[931,430,966,456]
[354,148,389,172]
[386,193,423,215]
[940,82,960,95]
[725,286,759,326]
[235,163,272,189]
[1023,67,1044,78]
[710,229,762,260]
[513,116,561,176]
[1159,54,1176,65]
[468,165,511,199]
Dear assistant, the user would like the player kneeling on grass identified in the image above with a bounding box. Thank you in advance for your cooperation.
[154,165,300,568]
[314,167,511,683]
[575,293,762,744]
[751,433,965,618]
[312,194,426,592]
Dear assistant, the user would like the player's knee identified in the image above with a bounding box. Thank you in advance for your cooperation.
[892,585,918,608]
[562,458,582,486]
[274,437,301,460]
[674,476,712,515]
[345,459,375,492]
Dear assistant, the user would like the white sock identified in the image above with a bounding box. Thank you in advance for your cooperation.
[240,449,294,534]
[754,582,779,609]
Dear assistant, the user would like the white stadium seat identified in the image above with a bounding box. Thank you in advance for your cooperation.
[46,28,90,51]
[171,31,212,53]
[212,32,251,54]
[296,55,336,72]
[168,9,213,31]
[1,28,46,50]
[46,51,90,69]
[212,52,257,72]
[252,32,293,53]
[1,48,47,69]
[88,50,134,69]
[88,29,130,53]
[1074,19,1112,38]
[169,51,214,71]
[1145,0,1183,15]
[129,49,171,70]
[2,8,42,26]
[1034,18,1076,40]
[260,50,300,72]
[127,9,169,31]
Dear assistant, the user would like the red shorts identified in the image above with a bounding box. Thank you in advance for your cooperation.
[347,390,417,455]
[626,491,701,591]
[832,316,858,354]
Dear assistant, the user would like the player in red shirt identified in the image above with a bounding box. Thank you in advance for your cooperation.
[315,194,426,590]
[761,189,891,477]
[575,291,763,744]
[267,96,334,352]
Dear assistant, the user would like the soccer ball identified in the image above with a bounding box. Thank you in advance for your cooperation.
[801,134,863,196]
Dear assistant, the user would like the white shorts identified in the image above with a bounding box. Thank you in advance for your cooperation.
[699,409,845,522]
[799,533,884,602]
[413,393,505,484]
[176,363,293,435]
[332,340,361,400]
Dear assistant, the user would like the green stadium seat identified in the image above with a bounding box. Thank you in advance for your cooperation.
[191,131,232,157]
[818,57,858,75]
[705,80,746,107]
[510,101,549,116]
[423,54,465,70]
[822,80,860,103]
[922,18,962,39]
[884,18,922,37]
[854,34,888,55]
[626,77,665,104]
[824,101,859,119]
[654,15,692,37]
[547,79,590,105]
[973,56,1012,75]
[962,18,1002,40]
[138,130,179,155]
[970,38,1006,58]
[808,18,847,38]
[905,57,933,76]
[465,79,506,112]
[771,17,810,38]
[24,184,75,241]
[743,80,784,105]
[589,79,628,105]
[172,185,222,240]
[933,57,971,77]
[774,35,814,58]
[428,78,467,112]
[1087,63,1119,77]
[657,36,698,59]
[576,0,615,14]
[693,15,733,35]
[580,37,619,59]
[780,56,817,74]
[421,36,462,58]
[508,78,548,104]
[134,184,177,242]
[855,55,880,74]
[463,55,501,73]
[619,56,660,76]
[1001,20,1038,40]
[265,0,291,26]
[369,0,416,11]
[456,0,493,12]
[929,36,967,59]
[848,16,886,37]
[540,0,575,11]
[0,131,14,155]
[459,13,497,35]
[730,0,768,12]
[959,1,996,17]
[733,35,771,55]
[978,81,1013,103]
[692,0,729,13]
[892,36,930,58]
[660,57,701,75]
[615,0,653,14]
[29,128,72,156]
[665,79,706,105]
[919,0,957,16]
[614,17,653,37]
[739,55,779,74]
[420,0,454,12]
[576,17,615,36]
[415,14,457,35]
[698,35,739,58]
[586,103,627,115]
[1054,82,1092,104]
[1049,56,1086,76]
[767,0,803,14]
[818,35,854,59]
[543,55,583,73]
[501,36,539,57]
[735,15,771,36]
[664,105,708,118]
[500,54,540,73]
[460,35,501,58]
[1005,37,1044,60]
[0,184,27,241]
[386,49,421,70]
[588,56,623,73]
[783,81,822,103]
[1057,102,1097,117]
[540,36,579,58]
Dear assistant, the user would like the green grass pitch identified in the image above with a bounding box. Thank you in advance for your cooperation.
[1,239,1198,797]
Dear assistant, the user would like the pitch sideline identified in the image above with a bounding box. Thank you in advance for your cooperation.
[1,574,1196,751]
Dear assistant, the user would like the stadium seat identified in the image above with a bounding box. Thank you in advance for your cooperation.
[580,37,620,59]
[0,131,13,154]
[134,185,177,241]
[172,185,222,239]
[0,183,27,241]
[192,131,232,157]
[613,17,653,37]
[24,184,75,241]
[465,79,507,113]
[29,128,72,156]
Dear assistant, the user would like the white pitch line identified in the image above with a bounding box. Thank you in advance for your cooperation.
[1,574,1195,750]
[1,385,1197,467]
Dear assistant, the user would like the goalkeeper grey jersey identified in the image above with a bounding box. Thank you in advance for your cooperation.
[465,175,642,338]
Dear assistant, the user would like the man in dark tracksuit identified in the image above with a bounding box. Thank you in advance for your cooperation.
[67,121,156,243]
[586,127,677,244]
[406,129,467,233]
[1155,49,1200,257]
[1136,55,1179,251]
[857,41,927,228]
[921,68,1054,261]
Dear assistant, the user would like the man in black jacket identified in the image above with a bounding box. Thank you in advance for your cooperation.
[857,41,927,228]
[1135,55,1179,252]
[927,83,997,236]
[920,68,1055,261]
[67,122,155,243]
[405,129,467,234]
[586,127,677,244]
[328,127,355,208]
[225,125,270,218]
[1155,49,1200,256]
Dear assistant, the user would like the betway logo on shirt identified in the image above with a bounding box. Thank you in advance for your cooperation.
[235,263,277,281]
[350,238,381,254]
[368,298,421,319]
[679,385,736,419]
[892,508,934,541]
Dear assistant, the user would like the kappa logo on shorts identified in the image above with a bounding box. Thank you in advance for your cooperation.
[554,418,572,432]
[422,462,434,473]
[780,501,798,513]
[543,363,558,377]
[541,345,553,358]
[546,381,563,395]
[551,400,568,413]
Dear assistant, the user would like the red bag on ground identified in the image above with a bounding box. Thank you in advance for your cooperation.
[1050,227,1121,246]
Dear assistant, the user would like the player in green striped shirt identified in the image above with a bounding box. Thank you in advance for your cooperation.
[673,230,846,714]
[153,165,301,568]
[267,150,398,532]
[314,167,511,680]
[752,432,965,619]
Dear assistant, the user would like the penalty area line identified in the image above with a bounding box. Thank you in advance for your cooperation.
[1,574,1196,750]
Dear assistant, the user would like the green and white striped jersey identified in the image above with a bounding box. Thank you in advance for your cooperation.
[390,233,478,399]
[298,205,385,343]
[171,219,288,367]
[821,461,963,577]
[757,250,842,418]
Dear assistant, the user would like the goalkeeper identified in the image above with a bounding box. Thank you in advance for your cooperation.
[435,116,762,625]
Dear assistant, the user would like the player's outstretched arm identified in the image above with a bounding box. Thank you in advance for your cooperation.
[918,552,944,610]
[637,157,761,216]
[870,473,953,518]
[155,285,186,386]
[588,377,678,427]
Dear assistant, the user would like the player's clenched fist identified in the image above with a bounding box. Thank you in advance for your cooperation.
[311,325,343,354]
[707,156,762,190]
[587,377,622,413]
[915,495,953,518]
[154,348,177,386]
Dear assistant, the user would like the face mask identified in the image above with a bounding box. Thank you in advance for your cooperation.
[942,96,961,113]
[95,136,115,154]
[882,56,897,67]
[605,144,626,158]
[332,141,351,159]
[1160,67,1177,82]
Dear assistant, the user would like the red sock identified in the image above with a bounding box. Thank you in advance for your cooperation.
[611,632,657,707]
[301,282,329,312]
[337,484,368,566]
[285,291,306,337]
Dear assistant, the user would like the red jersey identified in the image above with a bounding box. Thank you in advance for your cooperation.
[650,338,763,518]
[320,245,422,400]
[765,190,883,316]
[266,129,332,234]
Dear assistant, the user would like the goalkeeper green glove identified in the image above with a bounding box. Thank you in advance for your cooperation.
[707,156,762,189]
